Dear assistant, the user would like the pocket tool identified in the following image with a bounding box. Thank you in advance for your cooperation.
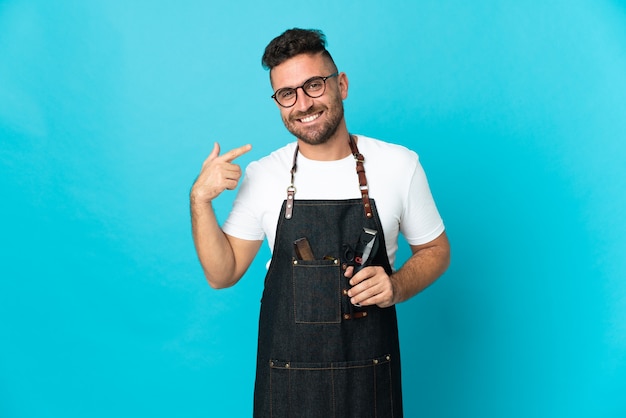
[353,228,378,273]
[343,228,379,309]
[293,237,315,260]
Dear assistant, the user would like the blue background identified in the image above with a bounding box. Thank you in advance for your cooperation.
[1,1,625,417]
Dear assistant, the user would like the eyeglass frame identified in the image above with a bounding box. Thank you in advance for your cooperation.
[271,72,339,108]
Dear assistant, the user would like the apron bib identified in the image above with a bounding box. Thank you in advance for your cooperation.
[253,138,403,418]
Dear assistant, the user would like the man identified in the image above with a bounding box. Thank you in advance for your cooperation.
[190,28,450,418]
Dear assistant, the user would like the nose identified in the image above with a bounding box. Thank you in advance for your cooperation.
[294,87,314,111]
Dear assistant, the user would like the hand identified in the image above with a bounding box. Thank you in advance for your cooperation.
[345,265,396,308]
[191,142,252,203]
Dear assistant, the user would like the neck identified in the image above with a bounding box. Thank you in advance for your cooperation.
[297,124,353,161]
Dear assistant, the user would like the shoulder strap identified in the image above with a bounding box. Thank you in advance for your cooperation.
[348,135,373,219]
[285,145,298,220]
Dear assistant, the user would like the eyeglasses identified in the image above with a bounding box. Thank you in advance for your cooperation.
[271,73,339,108]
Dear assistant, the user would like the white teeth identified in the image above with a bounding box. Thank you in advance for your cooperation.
[300,113,321,123]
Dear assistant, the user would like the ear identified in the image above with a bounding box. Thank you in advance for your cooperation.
[338,72,349,100]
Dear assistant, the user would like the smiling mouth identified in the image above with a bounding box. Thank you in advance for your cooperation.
[298,112,322,123]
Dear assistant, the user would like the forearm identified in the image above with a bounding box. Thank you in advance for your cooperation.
[190,195,239,288]
[389,232,451,304]
[189,142,258,288]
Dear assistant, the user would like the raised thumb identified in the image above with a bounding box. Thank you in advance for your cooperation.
[208,142,220,160]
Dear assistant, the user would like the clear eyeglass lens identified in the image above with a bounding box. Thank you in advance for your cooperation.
[304,77,325,95]
[275,76,327,106]
[278,89,295,102]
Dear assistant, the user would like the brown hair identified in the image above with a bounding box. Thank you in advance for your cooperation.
[262,28,336,71]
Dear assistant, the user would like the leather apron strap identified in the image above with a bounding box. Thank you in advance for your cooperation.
[347,135,374,219]
[285,135,373,219]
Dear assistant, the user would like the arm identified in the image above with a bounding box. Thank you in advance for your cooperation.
[190,142,262,289]
[346,231,450,307]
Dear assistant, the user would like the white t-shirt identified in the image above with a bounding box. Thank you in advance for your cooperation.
[223,135,445,270]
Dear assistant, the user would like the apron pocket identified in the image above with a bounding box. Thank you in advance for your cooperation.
[292,259,341,324]
[269,355,394,418]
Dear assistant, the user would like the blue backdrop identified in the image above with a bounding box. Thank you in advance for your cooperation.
[1,1,625,417]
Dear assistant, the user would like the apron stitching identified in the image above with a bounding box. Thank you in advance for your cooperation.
[388,360,394,418]
[288,367,291,417]
[374,364,378,418]
[268,365,273,418]
[331,365,336,418]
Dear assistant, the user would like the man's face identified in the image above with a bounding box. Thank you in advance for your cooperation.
[270,53,348,146]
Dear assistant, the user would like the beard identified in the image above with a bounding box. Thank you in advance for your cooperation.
[281,95,345,146]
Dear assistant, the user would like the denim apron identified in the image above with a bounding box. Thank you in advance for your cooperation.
[253,137,403,417]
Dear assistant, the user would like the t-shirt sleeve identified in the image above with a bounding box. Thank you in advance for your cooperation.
[222,166,266,241]
[400,157,445,245]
